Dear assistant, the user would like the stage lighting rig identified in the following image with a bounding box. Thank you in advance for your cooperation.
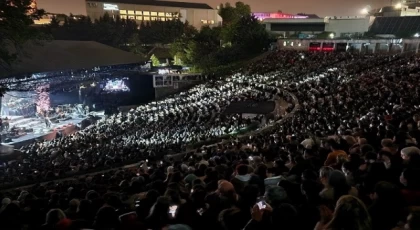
[0,63,145,92]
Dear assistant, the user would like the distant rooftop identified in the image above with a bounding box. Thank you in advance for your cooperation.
[296,13,320,19]
[87,0,213,10]
[2,40,145,78]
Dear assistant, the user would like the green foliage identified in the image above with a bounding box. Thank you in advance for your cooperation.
[40,0,267,76]
[49,16,60,27]
[150,54,160,67]
[126,33,146,56]
[218,1,251,26]
[221,14,269,54]
[173,55,183,65]
[0,0,47,71]
[139,19,196,44]
[316,31,335,39]
[171,1,268,74]
[47,14,197,54]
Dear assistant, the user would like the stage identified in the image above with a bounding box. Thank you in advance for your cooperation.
[1,114,103,148]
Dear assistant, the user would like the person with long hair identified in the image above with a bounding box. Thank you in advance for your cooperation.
[41,209,67,230]
[324,195,372,230]
[319,166,334,189]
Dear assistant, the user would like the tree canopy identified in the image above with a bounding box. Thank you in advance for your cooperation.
[218,2,251,26]
[171,1,269,74]
[46,13,197,56]
[1,1,268,77]
[0,0,46,71]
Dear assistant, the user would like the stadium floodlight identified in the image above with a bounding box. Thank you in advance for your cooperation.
[360,8,369,15]
[395,3,402,9]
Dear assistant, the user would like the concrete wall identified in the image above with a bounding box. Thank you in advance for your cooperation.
[185,8,222,27]
[324,16,370,37]
[401,6,420,16]
[263,16,370,38]
[277,38,420,53]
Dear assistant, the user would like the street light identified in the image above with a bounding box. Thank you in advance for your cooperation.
[414,33,420,38]
[329,33,335,39]
[395,3,402,9]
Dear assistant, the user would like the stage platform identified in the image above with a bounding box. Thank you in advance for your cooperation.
[1,112,104,148]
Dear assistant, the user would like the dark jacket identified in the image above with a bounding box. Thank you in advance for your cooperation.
[231,174,261,194]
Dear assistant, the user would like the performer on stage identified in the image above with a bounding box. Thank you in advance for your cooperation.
[3,117,9,131]
[45,116,51,128]
[84,105,89,115]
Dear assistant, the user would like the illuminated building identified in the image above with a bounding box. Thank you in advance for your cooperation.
[85,0,222,29]
[252,12,310,20]
[262,16,370,39]
[33,14,81,25]
[402,0,420,4]
[371,3,420,17]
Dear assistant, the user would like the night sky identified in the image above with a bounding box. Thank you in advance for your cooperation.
[37,0,392,17]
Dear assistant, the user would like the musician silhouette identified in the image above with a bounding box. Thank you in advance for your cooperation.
[45,116,51,128]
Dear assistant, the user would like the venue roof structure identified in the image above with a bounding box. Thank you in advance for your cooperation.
[1,40,145,78]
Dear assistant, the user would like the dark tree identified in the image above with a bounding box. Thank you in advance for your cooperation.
[0,0,46,71]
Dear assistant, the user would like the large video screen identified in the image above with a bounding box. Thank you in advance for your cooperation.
[102,78,130,93]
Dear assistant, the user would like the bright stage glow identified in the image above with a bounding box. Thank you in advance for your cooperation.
[103,79,130,93]
[158,69,170,75]
[360,8,369,15]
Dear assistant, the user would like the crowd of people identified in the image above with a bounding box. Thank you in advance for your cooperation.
[1,69,277,185]
[0,49,420,230]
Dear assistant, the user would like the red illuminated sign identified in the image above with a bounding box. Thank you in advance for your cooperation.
[252,12,308,20]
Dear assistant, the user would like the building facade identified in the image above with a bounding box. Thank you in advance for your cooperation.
[400,4,420,16]
[373,3,420,17]
[263,18,325,38]
[278,38,420,54]
[262,15,370,38]
[85,0,222,29]
[324,16,371,38]
[402,0,420,4]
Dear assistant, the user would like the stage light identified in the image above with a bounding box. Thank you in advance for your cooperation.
[0,63,145,92]
[360,8,369,15]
